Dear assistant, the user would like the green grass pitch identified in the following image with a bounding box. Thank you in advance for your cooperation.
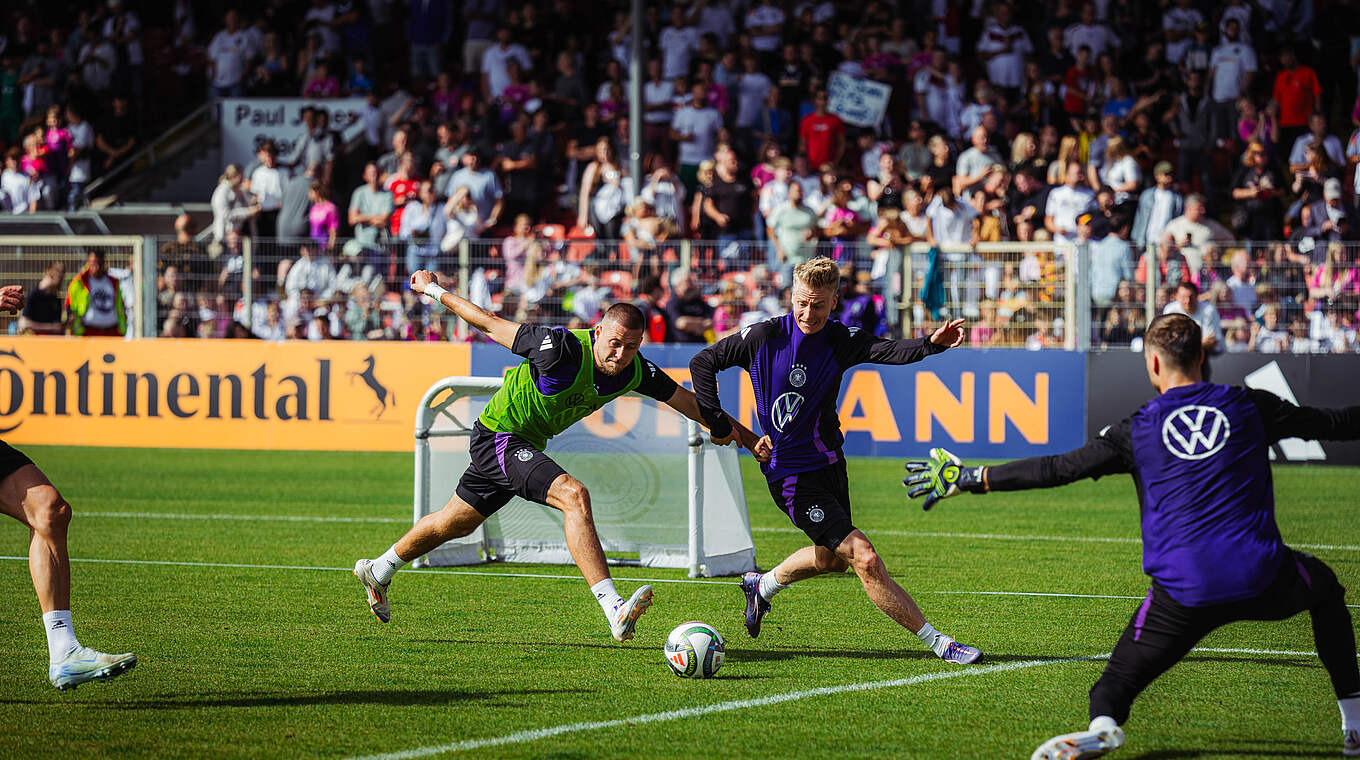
[1,446,1356,759]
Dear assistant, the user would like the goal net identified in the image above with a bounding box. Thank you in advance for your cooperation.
[412,376,757,577]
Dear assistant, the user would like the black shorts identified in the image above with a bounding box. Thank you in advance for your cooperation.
[0,441,34,482]
[455,422,568,517]
[767,459,855,551]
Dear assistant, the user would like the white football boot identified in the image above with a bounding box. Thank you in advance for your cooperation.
[1032,718,1125,760]
[49,646,137,691]
[353,558,391,622]
[608,585,653,642]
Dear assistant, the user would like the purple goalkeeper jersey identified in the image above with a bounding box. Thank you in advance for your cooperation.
[690,313,946,482]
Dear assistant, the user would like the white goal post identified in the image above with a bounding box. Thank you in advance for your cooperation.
[412,376,757,577]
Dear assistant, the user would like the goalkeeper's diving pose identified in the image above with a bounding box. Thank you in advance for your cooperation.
[354,270,763,642]
[905,313,1360,760]
[690,257,983,665]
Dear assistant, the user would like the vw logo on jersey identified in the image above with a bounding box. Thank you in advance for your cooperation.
[515,448,535,462]
[771,392,804,433]
[789,364,807,388]
[1161,405,1231,460]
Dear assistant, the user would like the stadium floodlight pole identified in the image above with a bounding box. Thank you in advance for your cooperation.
[628,0,643,187]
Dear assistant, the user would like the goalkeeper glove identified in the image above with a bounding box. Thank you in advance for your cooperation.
[903,448,985,511]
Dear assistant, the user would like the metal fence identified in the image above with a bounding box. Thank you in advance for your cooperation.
[2,233,1357,354]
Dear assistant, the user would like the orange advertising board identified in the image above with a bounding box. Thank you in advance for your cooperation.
[0,337,469,451]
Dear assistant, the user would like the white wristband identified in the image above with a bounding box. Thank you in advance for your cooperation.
[422,282,448,301]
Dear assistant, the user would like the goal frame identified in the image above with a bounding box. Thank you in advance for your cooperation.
[412,375,755,577]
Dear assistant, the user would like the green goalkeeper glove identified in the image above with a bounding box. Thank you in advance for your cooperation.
[903,448,985,511]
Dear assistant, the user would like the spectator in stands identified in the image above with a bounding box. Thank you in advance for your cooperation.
[666,267,713,343]
[1308,242,1357,301]
[66,249,125,337]
[1163,194,1232,275]
[798,89,845,171]
[284,245,337,311]
[482,25,532,100]
[246,146,289,237]
[77,24,116,95]
[1302,179,1354,244]
[158,213,209,294]
[1137,236,1190,288]
[954,125,1003,197]
[1230,142,1284,242]
[1225,250,1258,313]
[707,144,755,264]
[767,179,819,269]
[96,95,138,171]
[278,162,320,240]
[349,161,392,253]
[1170,70,1214,203]
[1045,161,1095,244]
[386,152,422,237]
[19,261,65,335]
[1088,214,1133,309]
[308,181,340,251]
[408,0,454,82]
[207,10,256,98]
[1,148,37,214]
[399,180,444,277]
[1207,19,1255,140]
[1273,46,1321,151]
[671,81,723,193]
[1288,113,1344,170]
[1252,303,1289,352]
[447,147,501,232]
[211,164,258,242]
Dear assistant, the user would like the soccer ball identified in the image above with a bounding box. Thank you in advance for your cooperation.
[664,621,725,678]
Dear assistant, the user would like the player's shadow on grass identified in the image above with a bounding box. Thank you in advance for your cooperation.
[730,648,1042,663]
[1124,746,1336,759]
[2,687,591,710]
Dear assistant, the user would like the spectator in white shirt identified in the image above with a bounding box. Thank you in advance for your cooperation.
[1162,0,1203,66]
[249,141,286,237]
[1162,193,1232,273]
[1288,113,1345,169]
[481,27,532,100]
[1163,280,1222,370]
[1064,2,1119,60]
[670,82,723,191]
[1,149,39,214]
[64,105,96,210]
[642,58,676,157]
[206,10,256,98]
[954,125,1003,196]
[745,0,785,53]
[691,0,736,46]
[914,49,959,133]
[1208,19,1256,141]
[976,2,1032,95]
[1045,161,1096,244]
[659,7,700,80]
[926,187,978,246]
[734,53,773,130]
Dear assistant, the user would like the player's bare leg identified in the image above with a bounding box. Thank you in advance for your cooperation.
[355,494,486,622]
[741,545,847,637]
[545,474,651,642]
[0,464,135,689]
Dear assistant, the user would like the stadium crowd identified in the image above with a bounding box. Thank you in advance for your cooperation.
[6,1,1360,352]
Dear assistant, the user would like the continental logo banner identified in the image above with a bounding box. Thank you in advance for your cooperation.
[0,338,469,451]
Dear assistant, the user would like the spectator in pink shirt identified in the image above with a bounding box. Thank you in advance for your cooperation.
[308,181,339,250]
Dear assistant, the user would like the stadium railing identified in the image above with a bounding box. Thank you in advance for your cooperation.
[4,233,1356,352]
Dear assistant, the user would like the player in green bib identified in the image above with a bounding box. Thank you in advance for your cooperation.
[355,269,762,643]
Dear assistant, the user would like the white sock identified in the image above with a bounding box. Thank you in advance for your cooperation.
[1089,715,1119,733]
[42,610,79,664]
[757,571,788,602]
[591,579,624,617]
[1341,695,1360,732]
[914,621,951,657]
[372,546,406,585]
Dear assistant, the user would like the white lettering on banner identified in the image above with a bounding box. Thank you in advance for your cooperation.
[827,72,892,128]
[220,98,367,169]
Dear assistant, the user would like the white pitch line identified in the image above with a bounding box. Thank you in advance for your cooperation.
[343,645,1355,760]
[70,512,1360,553]
[342,654,1111,760]
[752,525,1360,552]
[1,555,1356,607]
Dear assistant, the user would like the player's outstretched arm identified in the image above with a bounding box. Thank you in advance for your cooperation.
[409,269,519,349]
[856,319,966,366]
[663,386,769,462]
[688,326,762,440]
[903,421,1135,511]
[1248,389,1360,442]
